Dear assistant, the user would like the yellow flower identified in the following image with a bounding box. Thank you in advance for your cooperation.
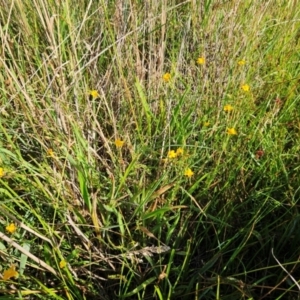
[115,139,124,148]
[241,84,250,92]
[3,265,18,280]
[226,128,237,135]
[167,150,177,159]
[176,148,184,156]
[184,168,194,178]
[47,148,55,158]
[59,260,67,269]
[6,223,17,234]
[89,90,100,99]
[162,73,171,82]
[238,60,246,66]
[203,121,210,127]
[0,167,5,178]
[197,57,205,65]
[223,104,234,112]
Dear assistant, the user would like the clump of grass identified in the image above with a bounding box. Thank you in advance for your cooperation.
[0,0,299,299]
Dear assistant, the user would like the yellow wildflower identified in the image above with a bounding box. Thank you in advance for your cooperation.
[115,139,124,148]
[226,128,237,135]
[176,148,184,156]
[223,104,234,112]
[0,167,5,178]
[47,148,55,158]
[197,57,205,65]
[89,90,99,99]
[241,84,250,92]
[162,73,171,82]
[203,121,210,127]
[6,223,17,234]
[59,260,67,269]
[3,265,18,280]
[184,168,194,178]
[167,150,177,159]
[238,60,246,66]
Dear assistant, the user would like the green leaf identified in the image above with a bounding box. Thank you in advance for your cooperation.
[78,170,91,212]
[121,276,156,298]
[20,243,30,275]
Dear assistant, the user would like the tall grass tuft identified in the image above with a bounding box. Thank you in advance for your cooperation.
[0,0,299,299]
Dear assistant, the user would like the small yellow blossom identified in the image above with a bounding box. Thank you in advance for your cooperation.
[3,265,18,280]
[162,73,171,82]
[115,139,124,148]
[184,168,194,178]
[241,84,250,92]
[197,57,205,65]
[176,148,184,156]
[223,104,234,112]
[203,121,210,127]
[59,260,67,269]
[0,167,5,178]
[6,223,17,234]
[238,60,246,66]
[226,128,237,135]
[167,150,177,159]
[47,148,55,158]
[89,90,100,99]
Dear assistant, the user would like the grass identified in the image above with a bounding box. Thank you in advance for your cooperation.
[0,0,299,299]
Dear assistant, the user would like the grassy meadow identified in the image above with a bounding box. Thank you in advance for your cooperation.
[0,0,300,299]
